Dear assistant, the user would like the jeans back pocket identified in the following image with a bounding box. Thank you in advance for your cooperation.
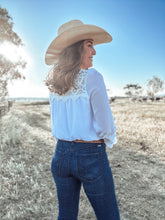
[77,150,103,182]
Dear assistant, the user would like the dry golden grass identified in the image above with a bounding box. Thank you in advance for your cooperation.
[0,99,165,220]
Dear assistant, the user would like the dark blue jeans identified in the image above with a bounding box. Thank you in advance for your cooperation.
[51,140,120,220]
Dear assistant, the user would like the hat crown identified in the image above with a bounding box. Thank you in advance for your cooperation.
[58,20,84,35]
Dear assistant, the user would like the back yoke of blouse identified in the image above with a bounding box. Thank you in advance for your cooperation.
[49,68,117,148]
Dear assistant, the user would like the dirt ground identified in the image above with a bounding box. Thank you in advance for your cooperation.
[0,100,165,220]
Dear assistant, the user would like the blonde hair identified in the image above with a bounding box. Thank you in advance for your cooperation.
[45,40,84,95]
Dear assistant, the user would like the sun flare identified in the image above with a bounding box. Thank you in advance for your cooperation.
[0,41,30,63]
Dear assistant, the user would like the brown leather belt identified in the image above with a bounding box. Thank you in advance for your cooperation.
[59,139,104,144]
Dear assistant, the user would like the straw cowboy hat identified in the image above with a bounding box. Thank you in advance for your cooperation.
[45,19,112,65]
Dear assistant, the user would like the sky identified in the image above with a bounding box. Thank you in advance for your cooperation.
[0,0,165,97]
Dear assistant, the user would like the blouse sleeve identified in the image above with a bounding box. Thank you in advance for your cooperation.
[86,69,117,148]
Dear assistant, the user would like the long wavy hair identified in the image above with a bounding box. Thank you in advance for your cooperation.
[45,40,84,95]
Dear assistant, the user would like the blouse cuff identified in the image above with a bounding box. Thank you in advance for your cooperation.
[104,132,117,149]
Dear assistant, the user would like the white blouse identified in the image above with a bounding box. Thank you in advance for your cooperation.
[49,68,117,148]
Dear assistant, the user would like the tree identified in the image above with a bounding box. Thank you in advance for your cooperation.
[0,6,26,100]
[147,76,164,98]
[123,83,143,97]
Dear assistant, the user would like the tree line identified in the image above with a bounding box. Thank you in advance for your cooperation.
[123,76,164,99]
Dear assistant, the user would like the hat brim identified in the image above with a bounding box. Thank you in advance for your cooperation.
[45,24,112,65]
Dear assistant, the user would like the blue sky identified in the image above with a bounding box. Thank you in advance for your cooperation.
[0,0,165,97]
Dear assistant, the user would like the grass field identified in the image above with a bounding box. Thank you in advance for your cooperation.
[0,99,165,220]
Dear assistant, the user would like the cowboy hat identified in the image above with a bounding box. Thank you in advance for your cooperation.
[45,19,112,65]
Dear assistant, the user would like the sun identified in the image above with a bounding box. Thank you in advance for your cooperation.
[0,41,30,63]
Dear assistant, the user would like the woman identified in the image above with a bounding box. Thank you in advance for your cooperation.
[45,20,120,220]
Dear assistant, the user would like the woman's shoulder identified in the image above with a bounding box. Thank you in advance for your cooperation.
[87,68,102,76]
[86,68,105,93]
[87,68,104,83]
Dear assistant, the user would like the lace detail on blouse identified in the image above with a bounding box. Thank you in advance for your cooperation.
[50,69,89,102]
